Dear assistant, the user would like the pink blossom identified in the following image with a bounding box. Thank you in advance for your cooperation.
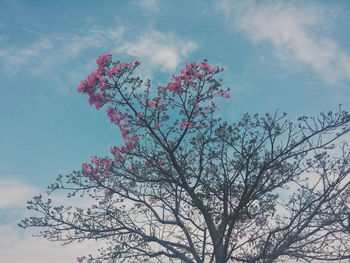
[110,146,126,155]
[121,128,131,140]
[199,61,216,73]
[171,75,182,82]
[156,123,161,128]
[129,136,139,141]
[125,141,135,150]
[110,147,118,155]
[82,162,92,173]
[107,65,120,78]
[109,146,119,155]
[148,102,155,107]
[128,59,141,67]
[90,156,100,165]
[77,257,84,263]
[180,62,196,75]
[136,112,142,118]
[101,160,112,169]
[198,124,205,129]
[180,121,193,128]
[223,93,231,99]
[167,82,182,94]
[96,53,111,70]
[88,93,104,109]
[114,156,124,162]
[217,91,231,99]
[77,71,103,94]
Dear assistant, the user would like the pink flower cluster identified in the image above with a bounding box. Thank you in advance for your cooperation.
[180,120,193,128]
[81,156,112,181]
[110,145,127,162]
[107,107,129,139]
[96,53,111,70]
[107,65,121,78]
[77,53,113,109]
[77,70,107,109]
[199,61,217,73]
[197,123,205,129]
[107,111,139,160]
[159,61,215,95]
[107,107,139,153]
[217,91,231,99]
[77,53,140,110]
[143,97,163,108]
[91,155,112,170]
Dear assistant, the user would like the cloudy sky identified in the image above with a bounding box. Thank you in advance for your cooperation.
[1,0,350,262]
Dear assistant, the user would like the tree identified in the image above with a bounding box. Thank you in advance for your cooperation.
[20,54,350,263]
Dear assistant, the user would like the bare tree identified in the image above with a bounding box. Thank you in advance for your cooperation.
[20,54,350,263]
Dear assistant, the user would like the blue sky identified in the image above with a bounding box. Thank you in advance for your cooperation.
[1,0,350,262]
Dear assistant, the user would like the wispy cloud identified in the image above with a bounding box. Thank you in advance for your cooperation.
[0,178,38,209]
[217,0,350,83]
[3,38,53,70]
[0,27,197,84]
[0,27,125,76]
[0,176,100,263]
[0,224,98,263]
[115,30,197,72]
[136,0,161,11]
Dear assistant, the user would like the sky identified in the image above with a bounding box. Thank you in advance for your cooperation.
[1,0,350,262]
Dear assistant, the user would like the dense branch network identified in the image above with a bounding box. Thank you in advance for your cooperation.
[20,54,350,263]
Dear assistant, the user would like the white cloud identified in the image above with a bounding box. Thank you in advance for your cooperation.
[0,176,102,263]
[217,0,350,83]
[0,178,38,209]
[115,30,197,72]
[0,224,98,263]
[136,0,161,11]
[4,38,53,71]
[58,27,125,57]
[0,27,196,83]
[0,27,125,76]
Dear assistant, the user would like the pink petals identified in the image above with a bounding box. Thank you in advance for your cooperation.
[77,54,140,110]
[217,91,231,99]
[180,120,193,129]
[96,53,111,70]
